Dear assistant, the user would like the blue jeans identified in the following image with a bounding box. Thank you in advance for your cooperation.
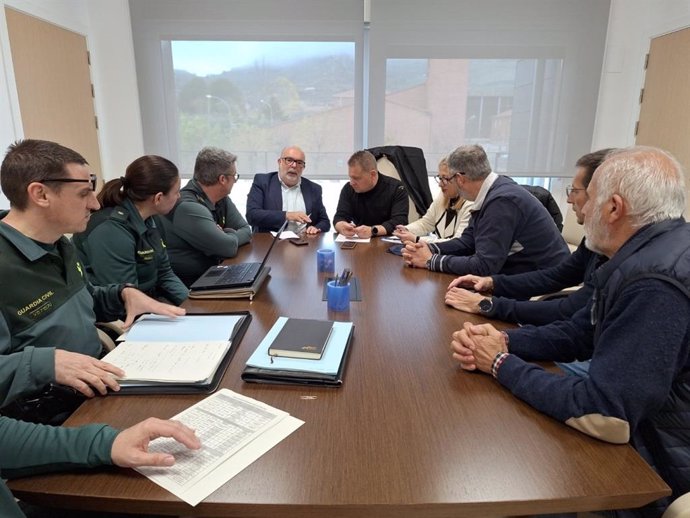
[556,360,591,377]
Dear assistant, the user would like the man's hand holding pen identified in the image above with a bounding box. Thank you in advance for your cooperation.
[335,220,357,237]
[293,213,321,234]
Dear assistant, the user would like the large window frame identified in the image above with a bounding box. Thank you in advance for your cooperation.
[130,0,610,180]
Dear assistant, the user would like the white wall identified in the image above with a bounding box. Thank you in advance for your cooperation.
[0,0,143,208]
[2,0,690,210]
[593,0,690,149]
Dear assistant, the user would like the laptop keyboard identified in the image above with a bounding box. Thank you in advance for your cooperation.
[218,263,260,283]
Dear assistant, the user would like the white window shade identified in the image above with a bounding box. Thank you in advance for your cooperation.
[130,0,609,178]
[368,0,609,177]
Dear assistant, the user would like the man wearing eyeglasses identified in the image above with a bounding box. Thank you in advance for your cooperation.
[0,139,185,424]
[452,147,690,516]
[246,146,330,234]
[444,150,612,325]
[402,144,570,276]
[160,147,252,286]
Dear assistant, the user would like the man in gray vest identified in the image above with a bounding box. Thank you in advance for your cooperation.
[452,146,690,516]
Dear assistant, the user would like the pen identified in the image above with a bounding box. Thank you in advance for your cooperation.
[297,213,312,233]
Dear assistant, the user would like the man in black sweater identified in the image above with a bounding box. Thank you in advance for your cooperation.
[333,150,408,238]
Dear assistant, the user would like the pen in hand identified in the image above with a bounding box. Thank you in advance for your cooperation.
[297,213,312,233]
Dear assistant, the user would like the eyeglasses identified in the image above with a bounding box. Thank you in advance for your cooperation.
[435,173,459,185]
[223,172,240,181]
[42,173,97,191]
[566,185,585,197]
[281,157,306,168]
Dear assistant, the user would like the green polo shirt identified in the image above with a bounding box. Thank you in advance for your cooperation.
[0,415,117,516]
[73,198,188,305]
[0,212,123,407]
[160,179,252,286]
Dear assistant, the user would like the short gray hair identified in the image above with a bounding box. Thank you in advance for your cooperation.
[593,146,686,229]
[447,145,491,181]
[194,147,237,186]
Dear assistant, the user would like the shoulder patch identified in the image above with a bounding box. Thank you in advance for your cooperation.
[109,208,129,222]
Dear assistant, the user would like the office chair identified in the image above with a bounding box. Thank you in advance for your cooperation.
[95,320,125,352]
[663,493,690,518]
[521,184,564,232]
[377,155,419,221]
[562,209,584,253]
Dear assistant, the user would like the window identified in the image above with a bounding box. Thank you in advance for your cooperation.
[131,0,609,187]
[171,41,355,176]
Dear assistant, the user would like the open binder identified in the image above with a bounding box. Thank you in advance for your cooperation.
[242,317,354,387]
[103,311,251,395]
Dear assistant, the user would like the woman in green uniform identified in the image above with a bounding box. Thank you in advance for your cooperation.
[73,155,188,305]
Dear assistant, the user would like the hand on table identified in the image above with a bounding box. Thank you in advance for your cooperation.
[54,349,124,397]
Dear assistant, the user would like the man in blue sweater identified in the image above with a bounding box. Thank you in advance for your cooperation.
[402,144,570,276]
[452,146,690,517]
[443,149,612,326]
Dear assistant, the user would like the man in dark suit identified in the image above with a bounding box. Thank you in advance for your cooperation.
[246,146,330,234]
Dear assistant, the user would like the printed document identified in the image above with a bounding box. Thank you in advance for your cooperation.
[271,230,300,239]
[136,389,303,506]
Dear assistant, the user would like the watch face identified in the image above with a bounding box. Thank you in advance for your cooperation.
[371,226,378,236]
[479,298,493,313]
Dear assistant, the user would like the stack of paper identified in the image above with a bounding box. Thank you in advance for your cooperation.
[136,389,303,506]
[335,233,371,243]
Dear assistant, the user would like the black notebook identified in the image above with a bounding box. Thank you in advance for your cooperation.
[268,318,334,360]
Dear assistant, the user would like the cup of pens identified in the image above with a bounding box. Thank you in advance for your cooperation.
[327,269,352,312]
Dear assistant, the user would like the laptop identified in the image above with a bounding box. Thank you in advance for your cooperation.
[190,220,288,291]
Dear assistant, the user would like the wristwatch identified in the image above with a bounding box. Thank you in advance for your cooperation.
[478,297,494,314]
[371,225,379,237]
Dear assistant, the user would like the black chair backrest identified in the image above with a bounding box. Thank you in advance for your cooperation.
[367,145,433,216]
[521,184,563,232]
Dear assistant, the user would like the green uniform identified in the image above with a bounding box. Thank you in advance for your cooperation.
[0,415,117,517]
[73,198,188,305]
[159,179,252,286]
[0,213,124,407]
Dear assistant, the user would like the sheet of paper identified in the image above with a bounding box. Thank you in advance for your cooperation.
[102,341,230,382]
[271,230,299,239]
[246,317,353,374]
[381,236,401,243]
[335,233,371,243]
[122,314,244,342]
[136,389,303,506]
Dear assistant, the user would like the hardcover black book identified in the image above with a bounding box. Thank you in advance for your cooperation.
[268,318,334,360]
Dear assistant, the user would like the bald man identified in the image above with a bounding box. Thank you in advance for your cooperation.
[246,146,330,234]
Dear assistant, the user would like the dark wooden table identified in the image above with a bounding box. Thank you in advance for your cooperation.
[10,233,670,517]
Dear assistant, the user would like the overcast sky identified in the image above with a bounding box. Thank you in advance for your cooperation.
[172,41,354,76]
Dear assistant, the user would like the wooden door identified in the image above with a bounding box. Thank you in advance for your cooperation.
[636,27,690,216]
[4,7,102,180]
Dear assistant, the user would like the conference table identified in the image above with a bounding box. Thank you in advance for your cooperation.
[10,233,670,517]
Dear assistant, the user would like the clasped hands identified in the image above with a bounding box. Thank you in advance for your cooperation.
[55,287,186,398]
[451,322,508,373]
